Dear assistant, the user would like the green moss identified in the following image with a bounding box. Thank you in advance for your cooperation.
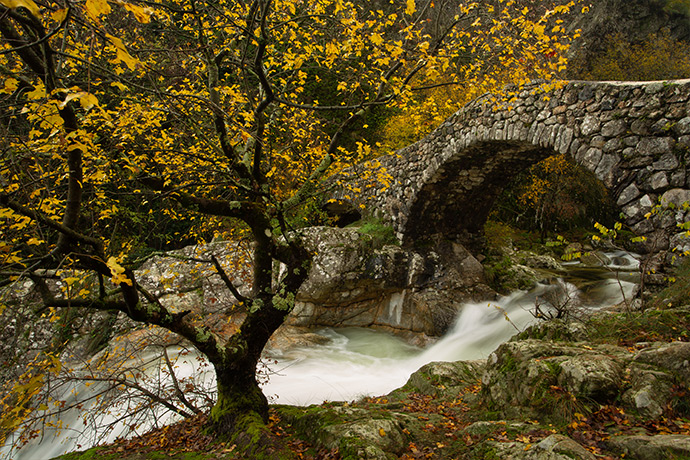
[273,291,295,311]
[586,307,690,345]
[56,448,119,460]
[350,218,399,248]
[498,352,519,375]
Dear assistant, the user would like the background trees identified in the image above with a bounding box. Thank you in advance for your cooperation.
[0,0,580,448]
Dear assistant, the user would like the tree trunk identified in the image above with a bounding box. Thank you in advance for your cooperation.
[209,360,268,432]
[204,296,291,445]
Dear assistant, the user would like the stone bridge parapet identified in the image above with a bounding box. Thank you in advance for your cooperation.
[334,79,690,275]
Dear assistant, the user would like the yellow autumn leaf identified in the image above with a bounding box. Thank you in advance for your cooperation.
[2,78,18,94]
[107,256,133,286]
[405,0,415,16]
[107,34,139,70]
[63,276,80,286]
[121,1,152,23]
[51,8,67,22]
[85,0,111,23]
[79,93,99,111]
[26,80,46,99]
[0,0,41,18]
[110,82,128,91]
[371,33,384,46]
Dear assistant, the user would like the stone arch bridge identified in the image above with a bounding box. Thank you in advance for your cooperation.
[334,79,690,274]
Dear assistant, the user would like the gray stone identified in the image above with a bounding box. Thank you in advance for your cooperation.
[594,154,620,186]
[603,137,622,153]
[581,148,603,171]
[648,172,669,190]
[635,341,690,381]
[624,135,640,147]
[617,183,640,206]
[660,188,690,208]
[557,354,623,401]
[601,119,627,137]
[645,82,665,94]
[632,219,654,234]
[636,137,675,156]
[622,368,675,419]
[623,202,644,220]
[631,119,651,135]
[639,194,654,208]
[671,170,686,187]
[578,86,594,101]
[651,118,672,134]
[580,115,601,136]
[652,152,679,170]
[536,435,596,460]
[674,116,690,135]
[590,135,606,148]
[403,360,485,395]
[607,435,690,460]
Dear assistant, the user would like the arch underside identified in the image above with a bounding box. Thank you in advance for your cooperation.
[402,140,554,249]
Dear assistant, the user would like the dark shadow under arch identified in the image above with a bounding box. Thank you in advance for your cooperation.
[402,140,554,249]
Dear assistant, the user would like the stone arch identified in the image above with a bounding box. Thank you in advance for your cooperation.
[402,140,554,249]
[334,79,690,276]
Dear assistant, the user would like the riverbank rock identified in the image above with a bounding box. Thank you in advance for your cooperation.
[281,405,411,460]
[606,434,690,460]
[288,227,495,337]
[397,360,485,397]
[477,434,597,460]
[481,337,687,424]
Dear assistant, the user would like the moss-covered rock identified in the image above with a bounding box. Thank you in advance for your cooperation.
[634,341,690,382]
[606,434,690,460]
[278,404,410,459]
[516,319,590,342]
[399,360,485,397]
[474,433,598,460]
[481,340,630,422]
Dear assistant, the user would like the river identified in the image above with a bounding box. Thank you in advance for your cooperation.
[1,251,639,460]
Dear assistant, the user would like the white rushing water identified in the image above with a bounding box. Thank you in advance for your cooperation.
[1,253,639,460]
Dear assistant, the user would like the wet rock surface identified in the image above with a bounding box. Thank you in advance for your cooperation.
[288,227,495,338]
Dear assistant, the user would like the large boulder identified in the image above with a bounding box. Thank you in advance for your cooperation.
[606,434,690,460]
[125,227,495,346]
[289,227,494,337]
[477,434,597,460]
[481,339,686,422]
[634,341,690,382]
[282,405,412,460]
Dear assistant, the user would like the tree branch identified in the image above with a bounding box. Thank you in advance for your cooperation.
[210,255,247,304]
[251,0,274,185]
[0,194,104,255]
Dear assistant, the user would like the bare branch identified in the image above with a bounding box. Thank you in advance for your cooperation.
[206,255,246,305]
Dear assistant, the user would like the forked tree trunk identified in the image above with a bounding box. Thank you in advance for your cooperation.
[202,233,309,448]
[203,293,297,447]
